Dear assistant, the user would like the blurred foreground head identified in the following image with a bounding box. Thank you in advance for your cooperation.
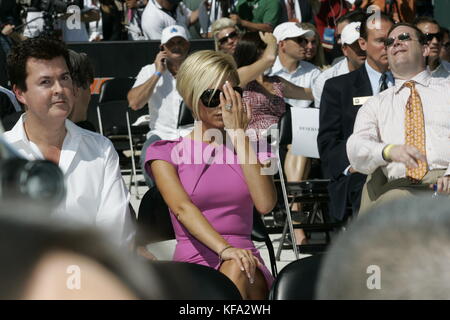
[0,202,161,299]
[317,197,450,300]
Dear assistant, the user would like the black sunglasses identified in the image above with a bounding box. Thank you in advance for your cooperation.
[287,36,307,46]
[218,31,238,45]
[424,32,443,42]
[200,87,243,108]
[384,32,419,47]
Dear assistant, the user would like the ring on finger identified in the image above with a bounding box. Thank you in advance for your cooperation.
[224,103,232,111]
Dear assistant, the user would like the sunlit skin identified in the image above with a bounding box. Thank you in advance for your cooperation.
[217,27,239,55]
[416,22,441,70]
[279,37,307,63]
[358,19,394,73]
[386,25,429,79]
[304,35,317,61]
[14,57,74,127]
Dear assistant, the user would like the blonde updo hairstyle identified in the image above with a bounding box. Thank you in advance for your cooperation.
[211,18,237,51]
[176,50,240,120]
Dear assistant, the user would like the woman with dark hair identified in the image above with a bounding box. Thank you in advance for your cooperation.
[234,32,313,141]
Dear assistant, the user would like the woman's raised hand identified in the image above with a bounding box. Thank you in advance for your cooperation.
[220,81,250,131]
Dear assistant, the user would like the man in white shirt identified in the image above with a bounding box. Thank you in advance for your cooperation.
[312,10,366,109]
[141,0,201,40]
[414,16,450,79]
[128,25,193,186]
[271,22,321,108]
[347,23,450,214]
[5,37,133,246]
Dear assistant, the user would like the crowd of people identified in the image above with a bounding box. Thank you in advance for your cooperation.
[0,0,449,300]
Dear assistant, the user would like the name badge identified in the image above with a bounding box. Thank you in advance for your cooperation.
[353,96,371,106]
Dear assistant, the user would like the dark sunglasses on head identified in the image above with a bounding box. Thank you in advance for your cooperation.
[218,31,238,45]
[287,36,307,46]
[424,32,443,42]
[200,86,243,108]
[384,32,419,47]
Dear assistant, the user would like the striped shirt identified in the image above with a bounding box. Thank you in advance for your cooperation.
[347,70,450,181]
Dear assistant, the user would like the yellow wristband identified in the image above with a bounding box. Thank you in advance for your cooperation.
[382,144,395,161]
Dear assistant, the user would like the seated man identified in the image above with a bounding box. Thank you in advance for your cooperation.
[347,23,450,214]
[5,36,134,246]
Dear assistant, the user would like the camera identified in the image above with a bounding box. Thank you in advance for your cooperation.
[18,0,84,37]
[0,135,65,209]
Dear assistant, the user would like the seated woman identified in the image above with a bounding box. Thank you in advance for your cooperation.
[146,50,277,300]
[212,18,279,89]
[234,32,313,141]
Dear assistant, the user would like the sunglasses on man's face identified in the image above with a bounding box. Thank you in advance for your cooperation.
[200,86,243,108]
[287,36,307,46]
[218,31,238,45]
[384,32,418,48]
[444,42,450,49]
[424,32,443,43]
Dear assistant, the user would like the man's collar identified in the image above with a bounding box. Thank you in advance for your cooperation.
[272,57,301,74]
[394,69,431,94]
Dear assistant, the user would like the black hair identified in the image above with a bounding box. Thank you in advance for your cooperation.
[68,50,95,90]
[6,36,72,92]
[336,9,366,26]
[387,22,427,45]
[413,16,440,28]
[233,32,266,68]
[359,12,395,40]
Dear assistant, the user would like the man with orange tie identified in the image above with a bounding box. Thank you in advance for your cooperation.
[347,23,450,214]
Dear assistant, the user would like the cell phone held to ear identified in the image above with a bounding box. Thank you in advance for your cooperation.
[160,46,166,64]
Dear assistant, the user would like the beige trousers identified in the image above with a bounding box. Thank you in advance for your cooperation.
[359,169,447,216]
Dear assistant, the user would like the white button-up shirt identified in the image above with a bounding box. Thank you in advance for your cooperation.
[312,58,349,109]
[365,60,395,95]
[141,0,192,40]
[269,57,321,108]
[347,70,450,181]
[4,115,134,246]
[133,64,193,140]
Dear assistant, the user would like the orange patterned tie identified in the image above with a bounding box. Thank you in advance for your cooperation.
[403,81,428,182]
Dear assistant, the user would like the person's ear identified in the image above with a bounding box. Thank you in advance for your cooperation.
[358,37,367,52]
[13,84,27,106]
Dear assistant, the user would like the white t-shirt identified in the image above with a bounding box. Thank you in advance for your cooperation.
[269,58,321,108]
[141,0,192,40]
[4,115,134,246]
[312,58,349,109]
[132,64,193,139]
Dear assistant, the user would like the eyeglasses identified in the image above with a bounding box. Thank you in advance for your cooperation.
[218,31,238,45]
[384,32,419,48]
[424,32,443,42]
[200,87,243,108]
[287,36,307,46]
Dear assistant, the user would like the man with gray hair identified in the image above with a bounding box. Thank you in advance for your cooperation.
[317,197,450,299]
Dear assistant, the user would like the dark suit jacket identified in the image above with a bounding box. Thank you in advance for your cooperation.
[317,65,372,221]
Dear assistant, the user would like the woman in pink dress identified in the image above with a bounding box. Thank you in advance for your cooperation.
[145,50,277,299]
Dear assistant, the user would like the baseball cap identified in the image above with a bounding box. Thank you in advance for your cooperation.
[341,22,361,45]
[160,25,189,45]
[273,22,315,42]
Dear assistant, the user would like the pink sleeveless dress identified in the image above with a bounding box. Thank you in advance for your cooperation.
[146,137,274,288]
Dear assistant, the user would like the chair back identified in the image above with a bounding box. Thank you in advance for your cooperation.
[136,186,175,246]
[177,101,195,128]
[278,104,293,147]
[148,261,242,300]
[251,208,278,277]
[97,78,148,136]
[269,254,323,300]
